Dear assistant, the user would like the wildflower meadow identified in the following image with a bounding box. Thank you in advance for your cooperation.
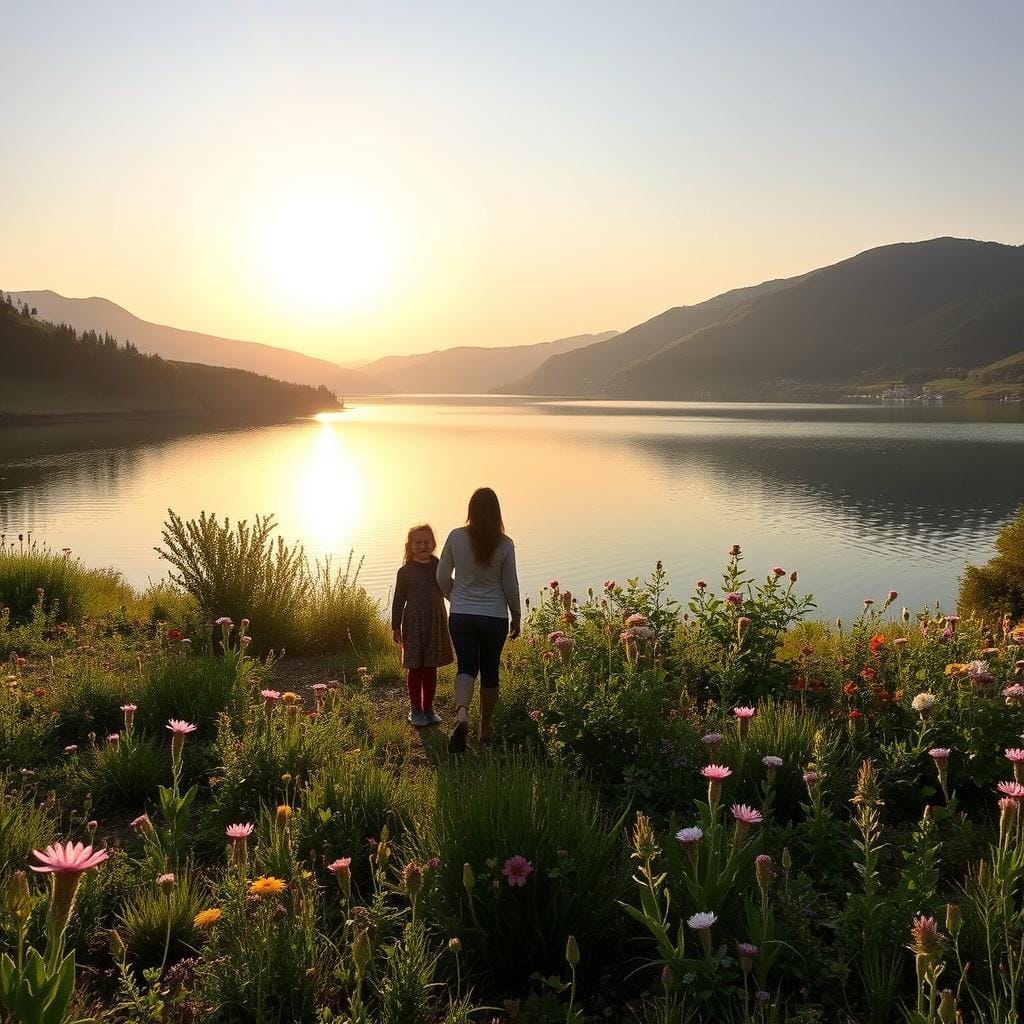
[1,514,1024,1023]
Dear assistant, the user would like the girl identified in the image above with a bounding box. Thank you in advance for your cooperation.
[437,487,521,752]
[391,523,453,726]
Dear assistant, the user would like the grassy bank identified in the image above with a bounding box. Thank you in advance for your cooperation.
[2,519,1024,1023]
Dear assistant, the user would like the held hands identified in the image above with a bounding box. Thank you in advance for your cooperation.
[392,629,403,646]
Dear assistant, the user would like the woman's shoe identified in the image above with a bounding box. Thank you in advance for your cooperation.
[407,709,427,727]
[448,720,468,753]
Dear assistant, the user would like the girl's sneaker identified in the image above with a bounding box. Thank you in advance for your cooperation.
[407,709,427,727]
[424,709,442,726]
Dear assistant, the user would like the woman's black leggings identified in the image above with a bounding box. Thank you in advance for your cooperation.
[448,613,508,688]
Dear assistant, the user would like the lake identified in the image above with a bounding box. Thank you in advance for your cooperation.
[2,397,1024,620]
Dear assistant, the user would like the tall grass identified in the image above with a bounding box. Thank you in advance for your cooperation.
[418,753,627,983]
[0,773,56,877]
[0,539,126,624]
[156,510,389,654]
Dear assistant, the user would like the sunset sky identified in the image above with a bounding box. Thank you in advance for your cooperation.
[2,1,1022,363]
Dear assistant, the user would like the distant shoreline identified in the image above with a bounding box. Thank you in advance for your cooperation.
[0,408,339,428]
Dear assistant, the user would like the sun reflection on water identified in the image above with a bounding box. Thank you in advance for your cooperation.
[294,417,364,553]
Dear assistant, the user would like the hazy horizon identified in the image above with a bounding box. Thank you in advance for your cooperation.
[3,1,1022,363]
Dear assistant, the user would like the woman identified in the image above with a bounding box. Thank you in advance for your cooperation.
[436,487,521,752]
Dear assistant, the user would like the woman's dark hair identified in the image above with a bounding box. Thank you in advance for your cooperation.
[466,487,505,567]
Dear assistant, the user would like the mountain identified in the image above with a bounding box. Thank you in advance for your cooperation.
[513,238,1024,399]
[6,290,386,396]
[362,331,617,393]
[0,296,339,420]
[506,280,800,396]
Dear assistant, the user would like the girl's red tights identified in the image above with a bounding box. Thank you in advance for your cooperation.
[407,667,438,712]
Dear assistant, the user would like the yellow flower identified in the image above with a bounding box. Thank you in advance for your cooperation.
[944,663,967,676]
[281,692,299,704]
[193,908,223,928]
[249,876,287,897]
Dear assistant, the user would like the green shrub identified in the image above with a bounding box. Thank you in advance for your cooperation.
[119,870,203,969]
[418,753,626,984]
[959,502,1024,619]
[209,701,355,832]
[299,753,421,895]
[156,510,310,652]
[134,653,246,742]
[293,555,393,656]
[0,683,58,769]
[82,733,169,811]
[0,541,97,624]
[197,872,329,1023]
[156,510,395,656]
[0,774,56,877]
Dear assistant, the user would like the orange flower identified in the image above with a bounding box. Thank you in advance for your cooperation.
[868,633,887,654]
[194,908,223,928]
[859,667,878,682]
[248,876,287,897]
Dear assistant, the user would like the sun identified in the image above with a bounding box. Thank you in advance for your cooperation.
[262,190,391,312]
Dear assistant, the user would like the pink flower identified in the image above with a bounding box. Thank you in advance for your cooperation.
[167,718,197,766]
[725,592,744,606]
[502,855,534,887]
[893,637,908,647]
[328,857,352,895]
[157,872,175,894]
[997,781,1024,799]
[696,579,707,590]
[737,942,758,972]
[1004,749,1024,763]
[771,567,786,577]
[215,616,233,627]
[311,683,328,692]
[687,911,717,952]
[547,630,566,644]
[626,613,649,628]
[549,580,559,591]
[121,703,138,713]
[1004,683,1024,706]
[702,763,732,806]
[107,733,120,747]
[131,813,154,833]
[529,710,542,722]
[701,732,724,747]
[929,748,951,762]
[226,822,255,841]
[31,841,109,876]
[886,590,898,602]
[31,841,110,939]
[731,804,763,826]
[733,705,755,741]
[121,703,137,729]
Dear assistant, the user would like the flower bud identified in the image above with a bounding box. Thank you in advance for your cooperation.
[6,870,30,924]
[566,934,580,967]
[109,928,126,962]
[448,937,461,953]
[938,989,956,1024]
[781,847,792,871]
[945,902,962,939]
[353,927,372,971]
[462,862,475,894]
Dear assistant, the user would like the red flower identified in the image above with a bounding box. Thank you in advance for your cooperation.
[843,681,858,697]
[848,709,864,721]
[791,676,806,692]
[859,667,878,682]
[868,633,887,655]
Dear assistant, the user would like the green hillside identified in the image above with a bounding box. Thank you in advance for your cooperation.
[512,238,1024,399]
[0,294,340,420]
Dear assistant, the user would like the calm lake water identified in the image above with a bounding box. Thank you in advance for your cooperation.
[2,397,1024,620]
